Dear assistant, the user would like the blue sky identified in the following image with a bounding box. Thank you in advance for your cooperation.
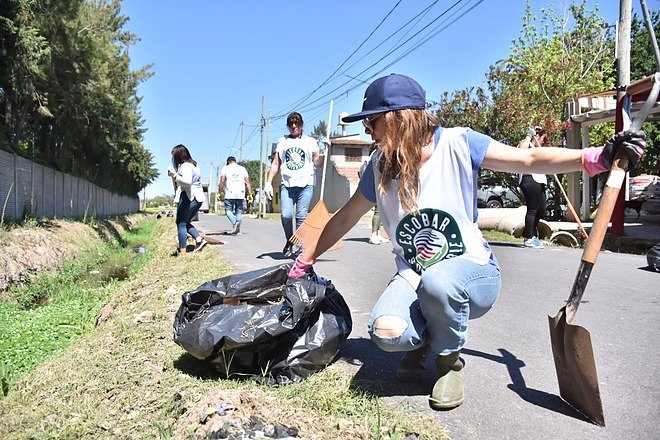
[119,0,636,199]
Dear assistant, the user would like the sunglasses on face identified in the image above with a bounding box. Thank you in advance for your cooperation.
[362,113,383,131]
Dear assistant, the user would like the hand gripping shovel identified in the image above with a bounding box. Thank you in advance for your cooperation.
[548,74,659,426]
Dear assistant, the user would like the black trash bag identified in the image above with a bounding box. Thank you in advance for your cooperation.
[173,263,352,385]
[647,242,660,273]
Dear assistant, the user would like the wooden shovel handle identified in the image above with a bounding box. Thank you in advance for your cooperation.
[565,152,628,322]
[581,155,629,263]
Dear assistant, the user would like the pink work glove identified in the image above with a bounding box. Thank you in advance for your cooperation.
[287,256,315,280]
[582,130,646,177]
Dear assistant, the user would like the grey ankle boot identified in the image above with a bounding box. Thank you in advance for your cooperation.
[396,345,430,381]
[429,351,464,410]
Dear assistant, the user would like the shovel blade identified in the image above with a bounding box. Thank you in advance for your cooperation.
[548,306,605,426]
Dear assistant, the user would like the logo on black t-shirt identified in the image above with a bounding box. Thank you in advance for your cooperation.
[396,208,465,274]
[284,147,306,170]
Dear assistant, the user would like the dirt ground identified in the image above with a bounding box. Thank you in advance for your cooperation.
[0,214,148,298]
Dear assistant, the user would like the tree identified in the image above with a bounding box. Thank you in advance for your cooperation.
[431,86,491,134]
[238,159,264,195]
[149,194,173,208]
[630,10,660,175]
[487,0,614,147]
[0,0,158,196]
[310,120,339,137]
[432,0,616,195]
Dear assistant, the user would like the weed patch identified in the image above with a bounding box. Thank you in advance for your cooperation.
[0,219,156,395]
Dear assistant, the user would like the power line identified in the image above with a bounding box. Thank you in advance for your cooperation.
[273,0,405,118]
[278,0,472,117]
[242,0,487,158]
[272,0,444,120]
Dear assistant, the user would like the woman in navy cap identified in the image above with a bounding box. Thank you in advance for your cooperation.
[288,74,646,410]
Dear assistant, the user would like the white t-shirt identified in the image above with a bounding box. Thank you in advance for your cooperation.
[358,127,497,289]
[220,162,249,199]
[274,134,319,187]
[175,162,205,203]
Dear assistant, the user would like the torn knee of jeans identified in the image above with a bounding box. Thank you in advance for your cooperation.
[372,315,408,338]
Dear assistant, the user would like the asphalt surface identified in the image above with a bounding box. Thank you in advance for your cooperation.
[193,213,659,440]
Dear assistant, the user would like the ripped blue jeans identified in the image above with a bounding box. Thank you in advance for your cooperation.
[367,257,501,356]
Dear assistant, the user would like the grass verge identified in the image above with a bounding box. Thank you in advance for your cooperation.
[0,217,446,439]
[0,219,156,395]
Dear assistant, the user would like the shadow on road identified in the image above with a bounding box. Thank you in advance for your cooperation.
[340,337,434,398]
[255,251,292,261]
[338,340,592,424]
[463,347,592,423]
[343,237,370,243]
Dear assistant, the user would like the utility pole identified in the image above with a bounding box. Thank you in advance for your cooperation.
[214,149,220,213]
[259,96,265,218]
[616,0,631,104]
[612,0,632,237]
[208,162,214,213]
[266,108,271,218]
[240,119,244,162]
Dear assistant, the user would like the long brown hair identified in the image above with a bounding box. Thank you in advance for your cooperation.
[377,109,439,212]
[171,144,197,168]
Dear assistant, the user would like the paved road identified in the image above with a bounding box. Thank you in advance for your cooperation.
[194,213,659,440]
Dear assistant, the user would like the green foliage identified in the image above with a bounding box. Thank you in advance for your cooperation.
[310,120,339,137]
[630,11,660,175]
[239,159,267,194]
[148,194,174,208]
[432,86,492,134]
[0,0,157,195]
[487,0,614,146]
[0,219,156,393]
[432,0,620,191]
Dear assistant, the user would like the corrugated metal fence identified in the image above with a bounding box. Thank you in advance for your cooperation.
[0,149,139,221]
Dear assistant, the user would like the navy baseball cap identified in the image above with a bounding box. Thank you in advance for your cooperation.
[342,74,426,123]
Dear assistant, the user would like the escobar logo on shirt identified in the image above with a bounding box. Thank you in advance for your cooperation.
[396,208,465,274]
[284,147,306,170]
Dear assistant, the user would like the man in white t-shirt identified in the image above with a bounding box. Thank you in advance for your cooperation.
[219,156,251,235]
[264,112,325,256]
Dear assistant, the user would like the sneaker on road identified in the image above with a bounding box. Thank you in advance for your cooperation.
[369,233,381,245]
[192,238,208,252]
[523,237,543,249]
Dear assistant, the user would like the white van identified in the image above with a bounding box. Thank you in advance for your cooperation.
[200,183,210,213]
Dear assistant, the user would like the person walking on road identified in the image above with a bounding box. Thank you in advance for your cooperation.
[518,126,549,249]
[361,145,389,245]
[219,156,251,235]
[287,73,646,410]
[168,144,208,254]
[264,112,325,257]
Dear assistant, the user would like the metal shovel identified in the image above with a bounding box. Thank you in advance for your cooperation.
[549,0,659,424]
[548,71,659,426]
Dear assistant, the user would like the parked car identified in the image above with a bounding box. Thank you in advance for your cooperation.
[477,185,522,208]
[630,174,659,200]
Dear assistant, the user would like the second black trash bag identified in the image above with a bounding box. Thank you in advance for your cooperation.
[172,263,352,385]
